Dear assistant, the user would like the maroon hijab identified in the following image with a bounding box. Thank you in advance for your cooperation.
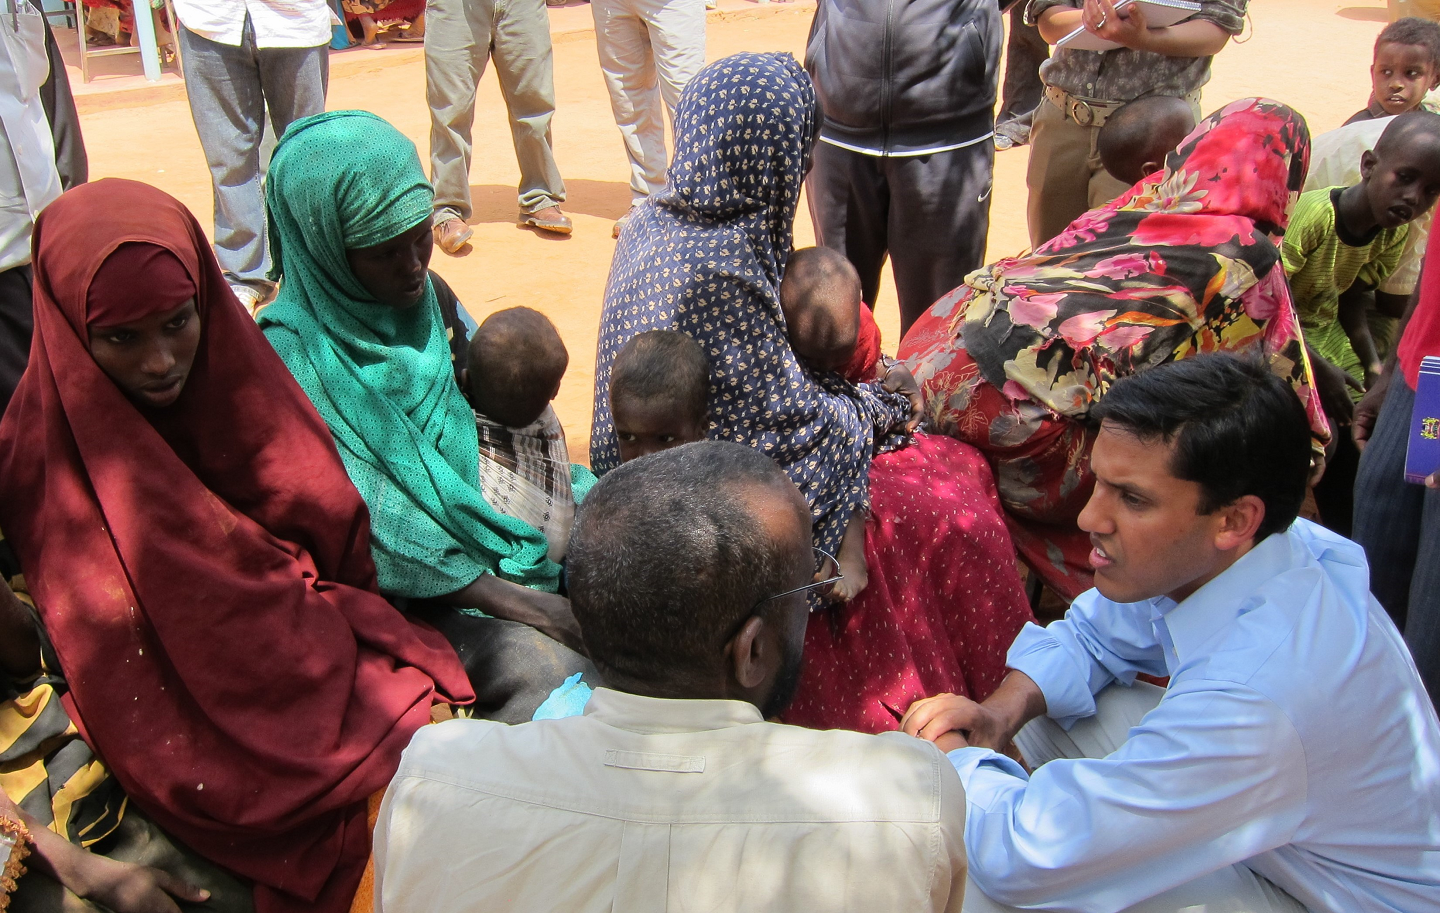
[0,179,472,913]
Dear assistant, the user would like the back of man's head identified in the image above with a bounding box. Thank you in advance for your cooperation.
[567,442,810,698]
[1092,354,1313,542]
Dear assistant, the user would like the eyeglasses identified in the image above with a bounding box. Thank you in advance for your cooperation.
[753,547,843,612]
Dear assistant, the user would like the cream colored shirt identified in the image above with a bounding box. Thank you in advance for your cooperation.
[374,688,968,913]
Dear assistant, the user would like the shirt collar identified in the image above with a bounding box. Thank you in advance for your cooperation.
[1153,529,1295,667]
[583,687,764,733]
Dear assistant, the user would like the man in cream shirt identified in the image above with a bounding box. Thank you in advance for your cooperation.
[374,441,967,912]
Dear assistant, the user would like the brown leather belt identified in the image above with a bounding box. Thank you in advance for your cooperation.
[1045,85,1202,128]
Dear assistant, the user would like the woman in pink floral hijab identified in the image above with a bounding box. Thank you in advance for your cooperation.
[898,97,1329,600]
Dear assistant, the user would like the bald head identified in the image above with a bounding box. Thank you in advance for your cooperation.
[1361,110,1440,230]
[1098,96,1197,187]
[780,247,863,373]
[465,306,569,428]
[1375,109,1440,159]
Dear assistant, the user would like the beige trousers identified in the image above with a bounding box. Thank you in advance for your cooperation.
[962,683,1308,913]
[1024,95,1132,250]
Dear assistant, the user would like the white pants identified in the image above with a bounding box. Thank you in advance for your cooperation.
[963,684,1308,913]
[590,0,706,202]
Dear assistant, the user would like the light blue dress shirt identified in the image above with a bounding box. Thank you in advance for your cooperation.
[949,520,1440,912]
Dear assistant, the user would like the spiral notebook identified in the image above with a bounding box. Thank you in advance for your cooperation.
[1405,356,1440,484]
[1056,0,1203,52]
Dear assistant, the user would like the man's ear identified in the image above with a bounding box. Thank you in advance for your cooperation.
[459,367,470,395]
[727,616,770,690]
[1360,149,1379,182]
[1141,160,1165,179]
[1214,494,1266,552]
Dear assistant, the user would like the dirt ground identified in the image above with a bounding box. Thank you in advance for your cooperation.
[77,0,1395,459]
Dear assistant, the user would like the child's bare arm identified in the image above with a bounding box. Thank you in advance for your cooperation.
[829,511,870,604]
[1338,284,1384,384]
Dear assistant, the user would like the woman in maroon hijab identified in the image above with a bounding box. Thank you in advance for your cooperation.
[0,179,473,913]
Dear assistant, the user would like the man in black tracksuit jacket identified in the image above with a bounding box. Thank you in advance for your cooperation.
[805,0,1001,337]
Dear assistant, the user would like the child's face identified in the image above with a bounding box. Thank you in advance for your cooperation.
[613,394,706,464]
[1361,139,1440,229]
[1371,42,1439,117]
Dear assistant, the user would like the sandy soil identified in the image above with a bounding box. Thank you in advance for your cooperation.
[77,0,1395,459]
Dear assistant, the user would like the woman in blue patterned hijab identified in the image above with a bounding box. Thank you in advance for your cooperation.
[591,53,1035,735]
[590,52,912,556]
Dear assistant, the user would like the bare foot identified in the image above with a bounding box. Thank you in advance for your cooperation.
[829,514,870,603]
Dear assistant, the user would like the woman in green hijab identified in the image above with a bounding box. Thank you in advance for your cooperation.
[259,110,591,721]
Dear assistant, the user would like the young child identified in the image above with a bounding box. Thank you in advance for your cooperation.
[610,328,871,601]
[464,306,579,562]
[609,330,709,465]
[779,246,882,384]
[1096,96,1197,188]
[1346,17,1440,125]
[1282,112,1440,534]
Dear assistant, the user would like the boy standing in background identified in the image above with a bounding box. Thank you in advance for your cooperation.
[1347,17,1440,124]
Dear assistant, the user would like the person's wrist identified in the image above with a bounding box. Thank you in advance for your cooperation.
[1126,23,1156,53]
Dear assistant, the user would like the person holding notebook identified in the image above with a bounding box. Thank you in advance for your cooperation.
[1023,0,1248,248]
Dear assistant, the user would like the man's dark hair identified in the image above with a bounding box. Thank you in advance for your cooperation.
[610,330,709,423]
[1377,17,1440,68]
[466,307,568,428]
[567,441,803,687]
[1097,96,1196,186]
[1092,355,1312,541]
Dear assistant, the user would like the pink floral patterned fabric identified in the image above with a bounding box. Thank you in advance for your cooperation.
[897,98,1328,599]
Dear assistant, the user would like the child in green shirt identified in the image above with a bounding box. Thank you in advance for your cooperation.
[1282,112,1440,421]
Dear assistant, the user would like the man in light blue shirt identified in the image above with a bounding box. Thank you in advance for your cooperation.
[904,354,1440,913]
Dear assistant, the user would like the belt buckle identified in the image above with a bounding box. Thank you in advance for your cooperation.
[1070,98,1095,127]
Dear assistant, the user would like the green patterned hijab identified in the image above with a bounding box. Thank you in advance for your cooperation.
[259,110,557,598]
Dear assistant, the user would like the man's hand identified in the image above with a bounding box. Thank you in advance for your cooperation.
[78,857,211,913]
[902,693,1014,751]
[1084,0,1150,50]
[881,361,924,431]
[1353,370,1392,450]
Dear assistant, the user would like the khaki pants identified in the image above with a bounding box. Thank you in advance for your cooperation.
[962,684,1307,913]
[591,0,707,202]
[426,0,566,221]
[1024,94,1131,249]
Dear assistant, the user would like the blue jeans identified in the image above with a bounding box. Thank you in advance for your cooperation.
[1353,375,1440,707]
[179,17,327,295]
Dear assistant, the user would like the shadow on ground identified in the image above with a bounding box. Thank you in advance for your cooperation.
[1337,6,1388,21]
[466,179,633,224]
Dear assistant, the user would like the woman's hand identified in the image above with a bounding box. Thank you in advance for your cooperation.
[443,575,586,654]
[74,855,211,913]
[1,789,210,913]
[880,360,924,432]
